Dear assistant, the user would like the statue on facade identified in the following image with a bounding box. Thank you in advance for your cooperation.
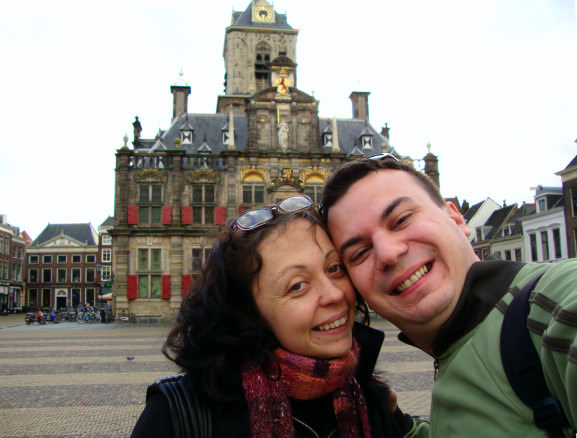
[278,122,289,151]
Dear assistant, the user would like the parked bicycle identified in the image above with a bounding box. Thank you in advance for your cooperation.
[76,307,101,323]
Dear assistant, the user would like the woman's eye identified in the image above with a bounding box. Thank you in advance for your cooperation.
[328,263,345,275]
[289,282,306,294]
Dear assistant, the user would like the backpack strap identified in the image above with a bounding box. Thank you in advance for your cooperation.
[146,374,212,438]
[500,274,569,438]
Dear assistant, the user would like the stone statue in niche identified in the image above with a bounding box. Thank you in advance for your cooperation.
[278,122,289,151]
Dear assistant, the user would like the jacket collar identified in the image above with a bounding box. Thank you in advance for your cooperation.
[432,260,524,356]
[398,261,524,356]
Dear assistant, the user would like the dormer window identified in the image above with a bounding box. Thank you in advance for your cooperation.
[362,135,373,149]
[360,127,373,150]
[502,224,514,237]
[323,133,333,147]
[476,226,492,241]
[222,124,234,145]
[537,198,547,213]
[181,130,194,145]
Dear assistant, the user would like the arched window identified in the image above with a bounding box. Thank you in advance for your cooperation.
[255,42,271,91]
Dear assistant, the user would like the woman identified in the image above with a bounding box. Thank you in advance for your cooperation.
[131,195,424,437]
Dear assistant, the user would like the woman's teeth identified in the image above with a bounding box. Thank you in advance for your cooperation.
[395,264,430,293]
[316,316,347,331]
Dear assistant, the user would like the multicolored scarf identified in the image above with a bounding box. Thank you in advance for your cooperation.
[241,340,371,437]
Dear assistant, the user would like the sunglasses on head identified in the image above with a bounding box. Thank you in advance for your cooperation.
[368,152,400,162]
[231,195,314,231]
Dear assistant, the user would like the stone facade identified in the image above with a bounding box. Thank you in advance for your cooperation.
[110,0,440,320]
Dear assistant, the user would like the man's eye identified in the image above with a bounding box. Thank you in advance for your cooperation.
[349,247,370,264]
[394,213,411,228]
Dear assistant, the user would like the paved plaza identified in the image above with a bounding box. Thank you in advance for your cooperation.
[0,313,434,437]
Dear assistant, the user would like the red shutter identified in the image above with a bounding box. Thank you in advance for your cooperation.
[181,206,192,225]
[161,275,171,299]
[215,206,226,225]
[127,275,137,299]
[127,206,139,225]
[238,206,244,215]
[182,274,192,297]
[161,206,172,225]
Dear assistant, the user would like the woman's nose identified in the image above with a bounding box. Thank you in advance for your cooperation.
[318,279,346,305]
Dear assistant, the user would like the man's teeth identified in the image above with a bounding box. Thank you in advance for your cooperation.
[316,316,347,331]
[396,265,430,293]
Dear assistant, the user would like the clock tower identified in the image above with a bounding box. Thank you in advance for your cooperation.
[223,0,298,96]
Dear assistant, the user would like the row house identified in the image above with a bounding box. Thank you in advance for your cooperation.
[556,154,577,258]
[466,149,577,264]
[471,203,519,261]
[0,215,30,312]
[26,224,100,310]
[109,0,441,320]
[98,217,114,300]
[522,186,568,263]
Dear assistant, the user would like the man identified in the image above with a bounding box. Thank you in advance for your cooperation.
[320,155,577,437]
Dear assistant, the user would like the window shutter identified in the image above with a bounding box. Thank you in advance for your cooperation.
[161,275,171,299]
[238,206,244,215]
[215,206,226,225]
[181,206,193,225]
[127,206,139,225]
[161,206,172,225]
[182,274,192,297]
[127,275,137,299]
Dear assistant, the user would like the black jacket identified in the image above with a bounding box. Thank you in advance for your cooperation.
[131,324,407,437]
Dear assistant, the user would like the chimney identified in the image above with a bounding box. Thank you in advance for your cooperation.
[171,85,191,122]
[349,91,370,122]
[381,123,390,142]
[424,143,440,189]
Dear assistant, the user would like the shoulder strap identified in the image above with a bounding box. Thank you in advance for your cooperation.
[500,274,569,438]
[146,374,213,438]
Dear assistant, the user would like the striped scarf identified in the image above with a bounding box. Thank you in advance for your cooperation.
[241,340,371,437]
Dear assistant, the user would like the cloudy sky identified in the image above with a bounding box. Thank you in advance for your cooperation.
[1,0,576,239]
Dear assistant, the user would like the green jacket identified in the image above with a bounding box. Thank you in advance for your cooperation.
[425,260,577,437]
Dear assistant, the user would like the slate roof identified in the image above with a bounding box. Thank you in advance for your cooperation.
[563,154,577,170]
[32,223,98,246]
[100,216,114,227]
[141,113,391,157]
[505,203,535,235]
[463,201,483,222]
[483,205,516,240]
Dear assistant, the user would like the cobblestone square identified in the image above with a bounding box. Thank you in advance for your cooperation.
[0,314,433,437]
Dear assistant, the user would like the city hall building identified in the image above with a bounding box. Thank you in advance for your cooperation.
[110,0,440,320]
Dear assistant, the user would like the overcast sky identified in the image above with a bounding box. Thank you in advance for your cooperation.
[1,0,576,239]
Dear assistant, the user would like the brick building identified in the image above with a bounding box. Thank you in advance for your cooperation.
[0,215,28,312]
[26,224,100,310]
[556,153,577,258]
[110,0,440,320]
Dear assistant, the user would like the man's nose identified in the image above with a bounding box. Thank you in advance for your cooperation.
[373,232,407,269]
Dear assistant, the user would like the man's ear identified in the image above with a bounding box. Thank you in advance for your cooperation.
[444,201,472,237]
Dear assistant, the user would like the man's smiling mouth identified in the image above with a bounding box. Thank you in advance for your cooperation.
[393,263,432,295]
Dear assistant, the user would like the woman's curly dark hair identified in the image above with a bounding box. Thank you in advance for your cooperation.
[163,208,370,403]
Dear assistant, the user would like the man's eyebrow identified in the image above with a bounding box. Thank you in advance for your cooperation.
[337,196,411,256]
[381,196,410,222]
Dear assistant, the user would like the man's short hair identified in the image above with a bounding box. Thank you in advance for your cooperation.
[320,156,444,226]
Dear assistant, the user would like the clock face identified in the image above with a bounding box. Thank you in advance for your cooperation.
[254,6,274,23]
